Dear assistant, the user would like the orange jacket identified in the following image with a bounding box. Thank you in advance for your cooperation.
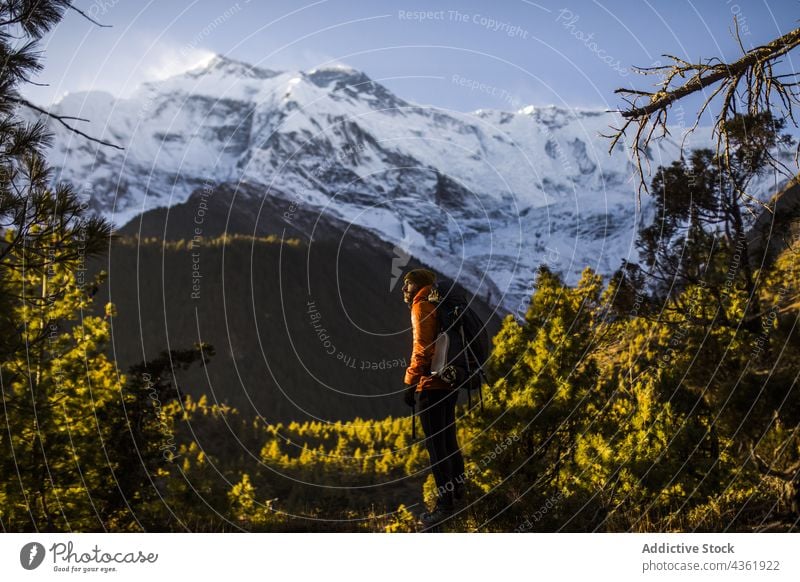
[404,284,450,391]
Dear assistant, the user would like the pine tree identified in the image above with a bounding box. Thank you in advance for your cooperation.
[464,267,608,529]
[0,232,120,530]
[0,1,221,532]
[619,112,791,329]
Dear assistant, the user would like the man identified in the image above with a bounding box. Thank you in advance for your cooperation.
[402,268,465,527]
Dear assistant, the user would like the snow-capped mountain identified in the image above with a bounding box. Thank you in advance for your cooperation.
[40,55,734,313]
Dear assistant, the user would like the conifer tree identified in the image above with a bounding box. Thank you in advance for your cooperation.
[0,0,117,531]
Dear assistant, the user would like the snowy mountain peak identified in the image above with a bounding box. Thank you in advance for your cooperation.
[307,63,360,75]
[302,66,408,110]
[307,65,370,87]
[124,54,408,113]
[187,54,281,80]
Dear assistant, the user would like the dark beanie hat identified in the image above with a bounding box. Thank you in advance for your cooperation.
[404,268,436,287]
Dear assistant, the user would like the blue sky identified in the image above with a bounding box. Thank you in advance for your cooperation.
[27,0,799,116]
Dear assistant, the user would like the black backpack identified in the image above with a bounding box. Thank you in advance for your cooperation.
[427,282,490,408]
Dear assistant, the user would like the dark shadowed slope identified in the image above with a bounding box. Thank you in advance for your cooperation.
[89,183,502,422]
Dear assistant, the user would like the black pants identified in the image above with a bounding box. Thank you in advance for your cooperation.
[418,388,465,508]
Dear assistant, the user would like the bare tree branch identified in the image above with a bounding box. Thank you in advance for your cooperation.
[67,2,112,28]
[609,20,800,194]
[751,444,800,480]
[620,27,800,119]
[12,97,124,150]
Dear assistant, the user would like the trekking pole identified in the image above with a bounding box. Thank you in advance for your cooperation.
[459,316,474,410]
[411,401,416,440]
[475,364,488,412]
[466,341,487,412]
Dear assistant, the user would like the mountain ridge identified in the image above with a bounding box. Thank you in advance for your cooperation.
[34,53,789,313]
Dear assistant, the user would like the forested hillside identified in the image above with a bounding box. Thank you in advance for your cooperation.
[5,221,795,531]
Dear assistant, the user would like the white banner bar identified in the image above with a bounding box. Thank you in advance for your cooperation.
[2,533,798,581]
